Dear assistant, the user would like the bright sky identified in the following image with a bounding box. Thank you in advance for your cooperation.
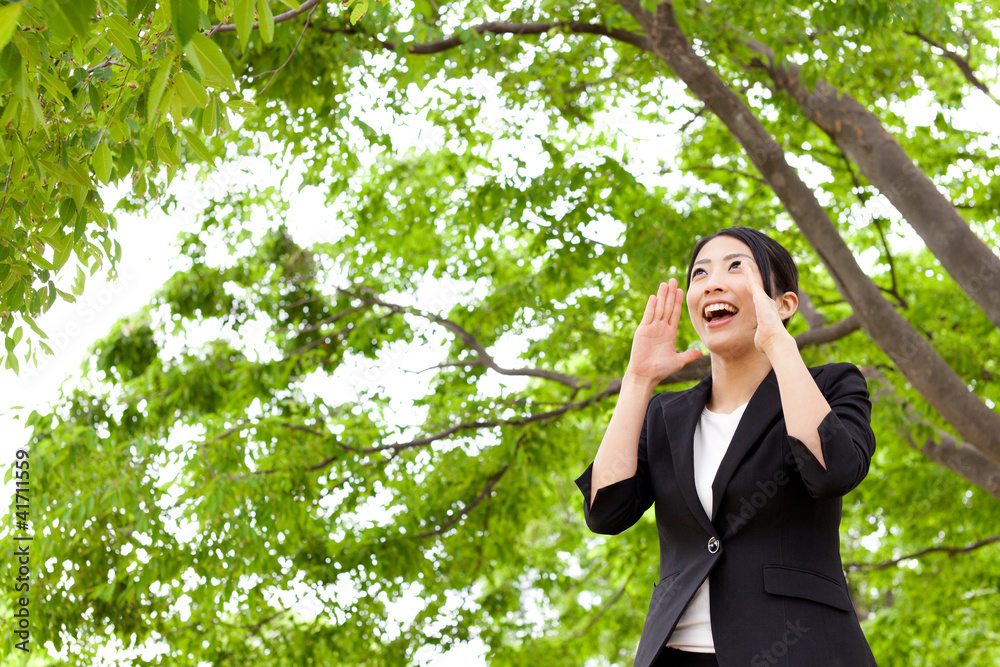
[1,49,996,664]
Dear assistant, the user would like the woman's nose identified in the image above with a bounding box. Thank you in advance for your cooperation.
[703,281,724,294]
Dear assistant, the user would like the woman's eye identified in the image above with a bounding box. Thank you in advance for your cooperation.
[693,268,705,276]
[730,260,742,269]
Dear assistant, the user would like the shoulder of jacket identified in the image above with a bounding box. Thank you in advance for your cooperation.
[808,361,862,378]
[649,382,705,411]
[807,362,868,394]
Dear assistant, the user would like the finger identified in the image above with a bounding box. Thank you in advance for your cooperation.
[641,294,656,325]
[669,287,684,329]
[652,282,668,321]
[661,278,677,321]
[683,347,705,364]
[742,261,764,295]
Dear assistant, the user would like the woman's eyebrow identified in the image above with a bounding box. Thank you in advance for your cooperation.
[692,252,754,266]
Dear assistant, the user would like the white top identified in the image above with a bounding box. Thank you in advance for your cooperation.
[666,400,749,653]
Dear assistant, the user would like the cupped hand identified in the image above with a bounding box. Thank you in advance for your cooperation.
[626,279,704,383]
[741,261,791,355]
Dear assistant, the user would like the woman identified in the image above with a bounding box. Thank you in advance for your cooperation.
[575,227,877,667]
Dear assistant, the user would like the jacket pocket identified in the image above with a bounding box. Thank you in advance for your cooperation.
[762,565,853,612]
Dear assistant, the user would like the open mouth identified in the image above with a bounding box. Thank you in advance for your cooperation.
[703,302,739,327]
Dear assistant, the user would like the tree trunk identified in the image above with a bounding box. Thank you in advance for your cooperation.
[863,367,1000,502]
[743,36,1000,331]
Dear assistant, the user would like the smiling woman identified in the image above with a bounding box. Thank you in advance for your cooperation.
[575,226,878,667]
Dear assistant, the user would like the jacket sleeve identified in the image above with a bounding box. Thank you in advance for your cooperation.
[574,394,657,535]
[787,363,876,499]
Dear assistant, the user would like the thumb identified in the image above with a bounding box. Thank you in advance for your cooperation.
[682,348,705,364]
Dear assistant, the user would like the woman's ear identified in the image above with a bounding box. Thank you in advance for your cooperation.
[776,291,798,322]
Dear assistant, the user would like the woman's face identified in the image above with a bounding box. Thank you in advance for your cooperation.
[686,235,765,357]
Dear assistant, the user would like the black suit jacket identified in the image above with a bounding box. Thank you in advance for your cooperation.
[575,363,878,667]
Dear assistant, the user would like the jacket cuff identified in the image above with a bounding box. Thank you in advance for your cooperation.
[575,463,643,534]
[788,410,869,499]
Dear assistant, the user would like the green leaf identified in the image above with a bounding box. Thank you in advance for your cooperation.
[146,55,176,126]
[202,96,219,135]
[175,70,208,109]
[52,238,73,271]
[127,0,157,21]
[56,0,97,39]
[183,33,236,90]
[182,128,213,162]
[170,0,201,46]
[0,266,18,295]
[350,0,368,24]
[0,43,21,80]
[41,160,92,189]
[37,69,76,103]
[105,18,144,67]
[0,3,23,52]
[23,315,44,338]
[235,0,253,52]
[277,0,300,9]
[157,139,181,167]
[93,143,112,184]
[258,0,275,44]
[72,265,86,296]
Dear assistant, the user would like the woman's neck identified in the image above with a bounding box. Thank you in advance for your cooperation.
[706,350,773,414]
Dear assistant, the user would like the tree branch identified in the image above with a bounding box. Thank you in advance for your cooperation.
[905,29,999,104]
[416,448,516,539]
[257,2,321,93]
[572,568,636,639]
[837,147,908,309]
[796,289,826,329]
[319,20,652,54]
[680,164,764,183]
[844,534,1000,572]
[358,382,620,458]
[216,610,290,664]
[863,367,1000,501]
[208,0,324,36]
[338,286,591,391]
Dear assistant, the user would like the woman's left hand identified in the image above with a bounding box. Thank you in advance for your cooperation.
[742,261,793,356]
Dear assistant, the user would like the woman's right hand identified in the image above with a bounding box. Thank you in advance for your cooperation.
[626,279,704,383]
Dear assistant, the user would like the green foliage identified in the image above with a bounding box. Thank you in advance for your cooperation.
[0,0,371,372]
[2,0,1000,665]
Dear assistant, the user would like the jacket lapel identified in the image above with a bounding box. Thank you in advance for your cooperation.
[661,375,715,533]
[660,367,786,530]
[710,368,783,520]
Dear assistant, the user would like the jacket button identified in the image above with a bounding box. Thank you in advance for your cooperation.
[707,536,720,554]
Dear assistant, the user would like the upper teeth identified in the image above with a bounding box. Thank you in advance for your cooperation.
[704,303,737,319]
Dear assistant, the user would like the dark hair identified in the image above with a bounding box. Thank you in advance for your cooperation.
[685,227,799,326]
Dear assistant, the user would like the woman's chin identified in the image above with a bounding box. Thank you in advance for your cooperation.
[700,333,757,358]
